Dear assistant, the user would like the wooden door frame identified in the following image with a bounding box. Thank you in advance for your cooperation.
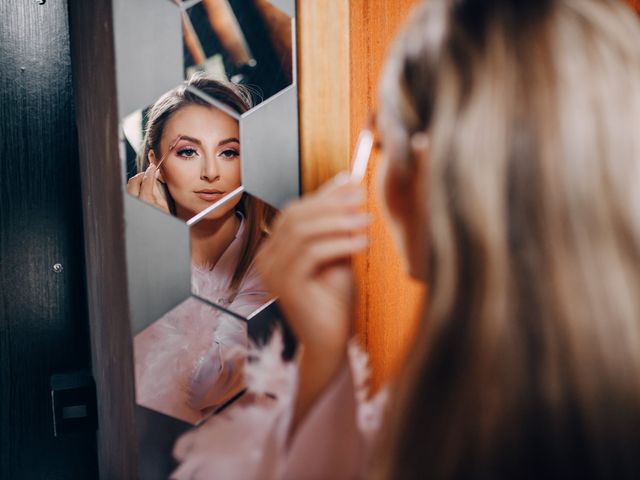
[68,0,138,477]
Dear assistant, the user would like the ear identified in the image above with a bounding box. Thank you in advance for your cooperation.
[409,133,429,203]
[148,149,166,183]
[410,133,429,177]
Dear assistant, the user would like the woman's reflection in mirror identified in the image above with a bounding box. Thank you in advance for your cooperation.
[130,74,277,424]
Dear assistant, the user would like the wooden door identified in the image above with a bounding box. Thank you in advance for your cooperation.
[0,0,99,477]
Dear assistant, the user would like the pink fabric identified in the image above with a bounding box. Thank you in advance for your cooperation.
[134,217,273,425]
[171,336,388,479]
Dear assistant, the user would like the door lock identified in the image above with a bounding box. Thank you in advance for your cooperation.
[50,371,98,437]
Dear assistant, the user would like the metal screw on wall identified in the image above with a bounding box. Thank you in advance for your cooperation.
[53,263,64,273]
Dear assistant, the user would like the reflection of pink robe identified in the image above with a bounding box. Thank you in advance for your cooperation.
[134,218,272,425]
[171,336,388,479]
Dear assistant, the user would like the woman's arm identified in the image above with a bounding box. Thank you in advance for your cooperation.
[255,174,370,438]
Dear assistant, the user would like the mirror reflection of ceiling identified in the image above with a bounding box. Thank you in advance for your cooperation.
[180,0,292,106]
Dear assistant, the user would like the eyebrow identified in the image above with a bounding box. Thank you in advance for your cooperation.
[176,135,240,147]
[218,137,240,147]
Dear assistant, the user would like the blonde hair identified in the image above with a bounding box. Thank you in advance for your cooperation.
[378,0,640,477]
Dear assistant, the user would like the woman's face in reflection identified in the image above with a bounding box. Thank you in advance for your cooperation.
[151,104,242,221]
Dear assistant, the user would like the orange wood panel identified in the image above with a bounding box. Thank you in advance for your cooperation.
[298,0,424,390]
[629,0,640,14]
[298,1,351,192]
[348,0,424,390]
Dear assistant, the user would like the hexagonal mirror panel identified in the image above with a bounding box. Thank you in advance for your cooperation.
[178,0,293,105]
[134,300,249,424]
[186,190,278,319]
[121,79,245,208]
[128,189,280,423]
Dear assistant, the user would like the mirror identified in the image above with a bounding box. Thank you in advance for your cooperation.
[122,81,281,422]
[122,80,279,321]
[135,302,249,424]
[180,0,293,104]
[113,0,298,439]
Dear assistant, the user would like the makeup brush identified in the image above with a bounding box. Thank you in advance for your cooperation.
[154,135,183,172]
[351,117,375,183]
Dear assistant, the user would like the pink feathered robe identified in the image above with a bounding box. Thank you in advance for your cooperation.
[134,216,273,425]
[171,332,389,479]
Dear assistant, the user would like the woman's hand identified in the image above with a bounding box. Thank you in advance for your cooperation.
[126,164,170,214]
[255,173,370,435]
[256,173,370,355]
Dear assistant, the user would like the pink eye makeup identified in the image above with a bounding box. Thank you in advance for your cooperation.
[175,145,200,159]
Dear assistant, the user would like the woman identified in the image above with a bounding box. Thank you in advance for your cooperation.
[129,75,277,424]
[173,0,640,477]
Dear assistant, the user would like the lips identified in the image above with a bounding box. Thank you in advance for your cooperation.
[194,189,226,202]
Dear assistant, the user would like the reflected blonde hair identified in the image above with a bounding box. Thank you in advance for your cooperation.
[379,0,640,477]
[139,74,277,292]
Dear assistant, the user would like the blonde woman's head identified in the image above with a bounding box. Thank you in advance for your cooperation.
[376,0,640,477]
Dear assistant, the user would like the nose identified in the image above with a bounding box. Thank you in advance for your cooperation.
[200,155,219,182]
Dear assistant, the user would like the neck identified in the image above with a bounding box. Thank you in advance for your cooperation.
[187,210,240,268]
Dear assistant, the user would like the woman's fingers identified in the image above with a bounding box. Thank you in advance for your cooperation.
[295,235,369,277]
[278,212,371,246]
[302,213,372,239]
[260,212,368,272]
[126,166,170,213]
[257,221,368,294]
[135,165,168,213]
[151,169,170,211]
[276,183,367,236]
[126,172,144,196]
[258,175,368,279]
[278,174,365,221]
[138,165,156,201]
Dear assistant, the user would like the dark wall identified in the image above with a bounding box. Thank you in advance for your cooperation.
[0,0,98,477]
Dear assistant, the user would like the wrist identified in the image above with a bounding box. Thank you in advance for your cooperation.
[298,343,349,391]
[301,340,349,366]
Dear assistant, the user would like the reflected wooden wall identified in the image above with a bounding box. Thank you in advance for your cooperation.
[298,0,424,390]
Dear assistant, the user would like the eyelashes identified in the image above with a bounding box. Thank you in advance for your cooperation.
[174,146,240,160]
[219,148,240,159]
[176,147,199,159]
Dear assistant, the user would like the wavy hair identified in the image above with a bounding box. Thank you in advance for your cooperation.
[378,0,640,478]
